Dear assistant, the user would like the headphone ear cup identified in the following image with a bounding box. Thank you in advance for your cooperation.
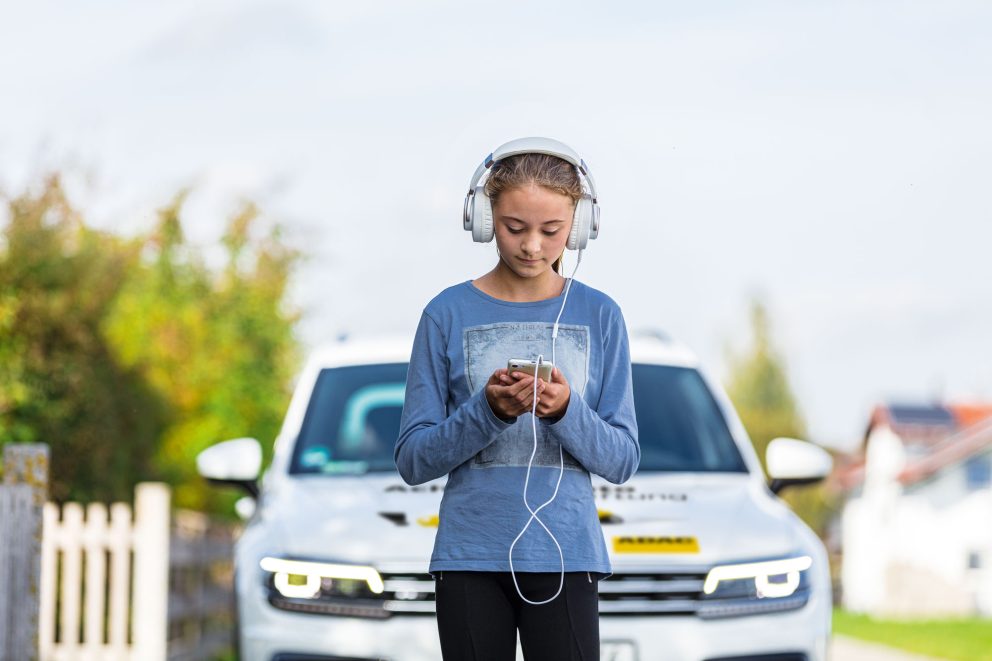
[568,196,593,250]
[471,187,495,243]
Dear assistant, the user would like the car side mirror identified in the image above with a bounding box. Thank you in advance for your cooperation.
[196,437,262,498]
[765,437,833,495]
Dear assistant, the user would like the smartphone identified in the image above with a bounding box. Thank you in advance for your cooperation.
[507,358,554,382]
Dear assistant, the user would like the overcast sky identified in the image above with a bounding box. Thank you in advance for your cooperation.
[2,0,990,452]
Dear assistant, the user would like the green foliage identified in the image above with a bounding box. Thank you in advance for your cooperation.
[0,174,301,515]
[725,299,839,537]
[0,175,164,502]
[104,194,301,514]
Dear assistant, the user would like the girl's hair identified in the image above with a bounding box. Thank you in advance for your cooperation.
[485,153,583,274]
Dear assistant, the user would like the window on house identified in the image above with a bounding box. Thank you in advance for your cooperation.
[968,551,982,570]
[965,453,992,491]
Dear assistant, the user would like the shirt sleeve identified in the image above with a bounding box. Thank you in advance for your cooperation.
[543,305,640,484]
[394,310,514,485]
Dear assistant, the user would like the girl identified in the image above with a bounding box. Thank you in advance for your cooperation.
[395,137,640,660]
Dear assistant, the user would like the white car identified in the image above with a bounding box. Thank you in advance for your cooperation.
[198,331,834,661]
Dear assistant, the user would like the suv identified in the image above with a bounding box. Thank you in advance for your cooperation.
[198,332,833,661]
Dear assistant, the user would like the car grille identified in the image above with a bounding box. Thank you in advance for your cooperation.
[379,570,437,615]
[379,568,711,617]
[598,570,707,615]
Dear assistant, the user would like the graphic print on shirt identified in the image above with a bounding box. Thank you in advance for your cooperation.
[463,321,590,471]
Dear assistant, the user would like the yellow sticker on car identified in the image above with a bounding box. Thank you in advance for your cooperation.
[417,514,439,527]
[613,536,699,553]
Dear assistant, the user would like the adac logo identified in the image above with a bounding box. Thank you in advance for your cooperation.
[613,536,700,554]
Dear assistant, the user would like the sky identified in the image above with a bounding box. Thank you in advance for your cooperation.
[1,0,990,452]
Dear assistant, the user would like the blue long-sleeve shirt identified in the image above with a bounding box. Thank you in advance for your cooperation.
[395,279,639,573]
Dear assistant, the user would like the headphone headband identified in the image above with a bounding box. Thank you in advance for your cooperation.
[465,137,598,204]
[462,137,601,249]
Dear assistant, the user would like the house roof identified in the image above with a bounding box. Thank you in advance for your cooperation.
[899,416,992,486]
[948,403,992,429]
[886,403,957,426]
[837,400,992,492]
[862,402,958,452]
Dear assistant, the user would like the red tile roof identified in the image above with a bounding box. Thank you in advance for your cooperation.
[838,401,992,492]
[898,416,992,486]
[948,403,992,430]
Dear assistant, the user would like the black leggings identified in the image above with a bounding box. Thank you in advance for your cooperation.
[434,570,601,661]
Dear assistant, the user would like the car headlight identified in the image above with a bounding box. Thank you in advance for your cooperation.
[698,555,813,619]
[260,556,388,618]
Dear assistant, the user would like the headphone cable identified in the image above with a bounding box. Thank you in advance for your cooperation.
[508,249,583,604]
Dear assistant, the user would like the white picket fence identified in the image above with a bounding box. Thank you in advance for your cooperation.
[39,482,171,661]
[1,445,236,661]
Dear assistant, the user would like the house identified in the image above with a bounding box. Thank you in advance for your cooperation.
[839,402,992,617]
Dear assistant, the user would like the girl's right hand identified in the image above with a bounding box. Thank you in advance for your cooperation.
[485,368,545,420]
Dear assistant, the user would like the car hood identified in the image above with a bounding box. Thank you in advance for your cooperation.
[253,472,803,569]
[591,472,802,567]
[256,474,448,567]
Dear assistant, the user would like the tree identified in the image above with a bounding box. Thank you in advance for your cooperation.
[725,299,838,537]
[103,194,301,513]
[1,174,301,516]
[0,175,164,502]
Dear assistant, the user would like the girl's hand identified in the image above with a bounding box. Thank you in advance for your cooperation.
[486,368,545,420]
[533,367,570,418]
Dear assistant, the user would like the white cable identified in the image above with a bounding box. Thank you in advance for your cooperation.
[508,249,583,605]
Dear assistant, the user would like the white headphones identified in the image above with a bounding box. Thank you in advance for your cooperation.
[462,137,601,250]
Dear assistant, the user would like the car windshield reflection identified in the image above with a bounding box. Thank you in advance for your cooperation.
[290,362,747,476]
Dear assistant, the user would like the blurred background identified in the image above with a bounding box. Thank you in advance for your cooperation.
[1,1,990,660]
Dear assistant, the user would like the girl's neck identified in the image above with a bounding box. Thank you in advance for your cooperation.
[473,261,566,303]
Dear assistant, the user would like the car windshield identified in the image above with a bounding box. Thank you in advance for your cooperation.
[632,364,747,473]
[290,361,747,476]
[290,363,408,475]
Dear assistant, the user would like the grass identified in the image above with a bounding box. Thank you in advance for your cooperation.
[833,608,992,661]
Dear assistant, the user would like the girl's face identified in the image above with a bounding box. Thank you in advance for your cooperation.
[491,183,574,278]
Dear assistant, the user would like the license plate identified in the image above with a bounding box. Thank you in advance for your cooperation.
[601,640,637,661]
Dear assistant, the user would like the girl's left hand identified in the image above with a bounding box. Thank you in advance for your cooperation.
[538,367,571,418]
[502,367,570,418]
